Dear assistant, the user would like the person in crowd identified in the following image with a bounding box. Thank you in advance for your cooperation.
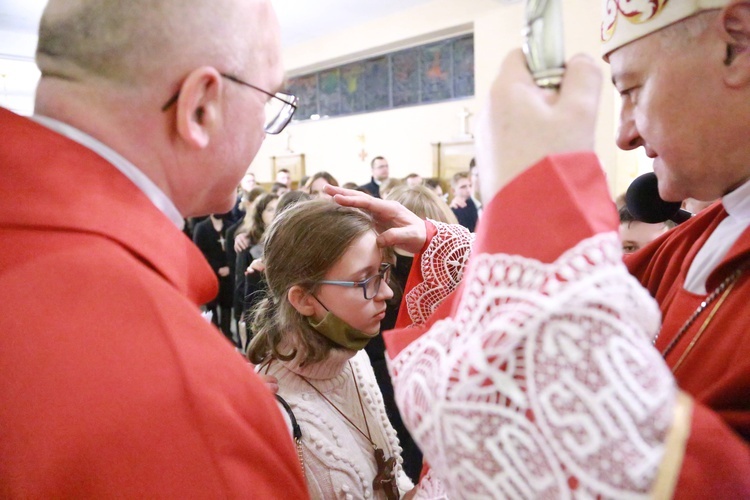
[237,190,311,350]
[247,200,416,499]
[276,168,292,189]
[306,171,339,198]
[241,168,258,192]
[235,193,279,341]
[379,178,403,200]
[0,0,307,496]
[404,173,423,188]
[449,171,479,232]
[228,186,266,245]
[230,186,268,251]
[271,181,290,197]
[325,1,750,497]
[618,204,672,254]
[229,187,271,340]
[386,185,457,229]
[424,178,446,200]
[228,168,259,223]
[359,156,390,198]
[193,212,234,338]
[468,158,483,216]
[275,190,313,217]
[342,181,359,190]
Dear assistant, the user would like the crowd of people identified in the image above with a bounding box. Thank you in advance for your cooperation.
[187,159,480,348]
[2,0,749,498]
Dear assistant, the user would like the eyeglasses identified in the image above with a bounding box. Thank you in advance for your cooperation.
[312,263,392,300]
[161,73,298,135]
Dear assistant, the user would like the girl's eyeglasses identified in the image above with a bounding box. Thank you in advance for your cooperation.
[311,262,392,300]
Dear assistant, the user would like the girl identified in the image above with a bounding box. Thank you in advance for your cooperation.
[247,200,414,499]
[234,192,278,337]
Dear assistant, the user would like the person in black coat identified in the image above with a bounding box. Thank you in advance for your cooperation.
[449,171,479,232]
[233,193,279,342]
[357,156,390,198]
[192,212,233,340]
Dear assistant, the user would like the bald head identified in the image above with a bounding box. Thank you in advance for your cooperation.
[33,0,285,218]
[36,0,280,87]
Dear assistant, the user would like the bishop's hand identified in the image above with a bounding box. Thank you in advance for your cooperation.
[325,185,427,254]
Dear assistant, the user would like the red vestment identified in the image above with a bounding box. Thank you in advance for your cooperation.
[0,108,308,498]
[385,153,750,498]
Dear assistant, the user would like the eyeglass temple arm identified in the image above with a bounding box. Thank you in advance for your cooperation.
[315,280,361,287]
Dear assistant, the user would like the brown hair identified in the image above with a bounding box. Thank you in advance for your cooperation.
[247,200,376,366]
[385,185,458,224]
[306,171,339,189]
[451,171,470,186]
[276,190,312,214]
[378,178,403,199]
[238,192,278,246]
[370,156,385,168]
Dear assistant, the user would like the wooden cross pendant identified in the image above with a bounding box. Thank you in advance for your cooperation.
[372,447,399,500]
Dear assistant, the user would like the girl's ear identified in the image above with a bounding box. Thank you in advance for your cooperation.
[287,285,316,316]
[721,1,750,87]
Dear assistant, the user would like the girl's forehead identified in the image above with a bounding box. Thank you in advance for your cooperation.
[329,230,380,272]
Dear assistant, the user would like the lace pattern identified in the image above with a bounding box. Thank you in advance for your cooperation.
[390,232,676,498]
[405,221,475,325]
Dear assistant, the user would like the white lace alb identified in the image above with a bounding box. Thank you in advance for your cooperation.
[390,232,676,498]
[405,221,475,326]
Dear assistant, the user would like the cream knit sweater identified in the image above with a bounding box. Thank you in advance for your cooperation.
[264,348,414,499]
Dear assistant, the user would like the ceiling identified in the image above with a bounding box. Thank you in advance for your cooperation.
[0,0,439,58]
[0,0,446,113]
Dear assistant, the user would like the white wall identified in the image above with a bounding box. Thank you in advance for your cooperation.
[253,0,643,195]
[0,29,39,115]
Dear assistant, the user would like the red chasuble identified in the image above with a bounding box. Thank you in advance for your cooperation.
[385,152,750,498]
[0,108,308,498]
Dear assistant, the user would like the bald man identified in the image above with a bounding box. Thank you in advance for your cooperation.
[0,0,307,497]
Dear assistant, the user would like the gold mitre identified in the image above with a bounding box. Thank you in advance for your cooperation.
[601,0,730,60]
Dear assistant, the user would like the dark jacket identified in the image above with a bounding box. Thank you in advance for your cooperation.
[358,177,381,198]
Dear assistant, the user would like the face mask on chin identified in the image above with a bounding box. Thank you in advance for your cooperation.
[307,296,378,351]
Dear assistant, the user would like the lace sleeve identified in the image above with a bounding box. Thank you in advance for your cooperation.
[390,232,677,498]
[405,221,475,326]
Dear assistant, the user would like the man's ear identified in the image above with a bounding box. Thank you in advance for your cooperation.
[721,1,750,87]
[175,67,223,148]
[287,285,316,316]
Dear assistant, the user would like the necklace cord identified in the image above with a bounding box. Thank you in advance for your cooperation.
[657,264,746,370]
[298,361,376,447]
[671,278,738,374]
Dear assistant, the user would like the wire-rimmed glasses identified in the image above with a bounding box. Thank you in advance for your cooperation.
[161,73,297,135]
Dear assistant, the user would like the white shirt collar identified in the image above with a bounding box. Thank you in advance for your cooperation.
[684,175,750,294]
[722,176,750,222]
[31,114,184,229]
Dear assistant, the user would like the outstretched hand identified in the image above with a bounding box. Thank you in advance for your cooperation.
[475,50,603,203]
[324,185,427,254]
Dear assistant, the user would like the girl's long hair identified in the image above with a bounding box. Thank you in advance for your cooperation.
[247,200,375,366]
